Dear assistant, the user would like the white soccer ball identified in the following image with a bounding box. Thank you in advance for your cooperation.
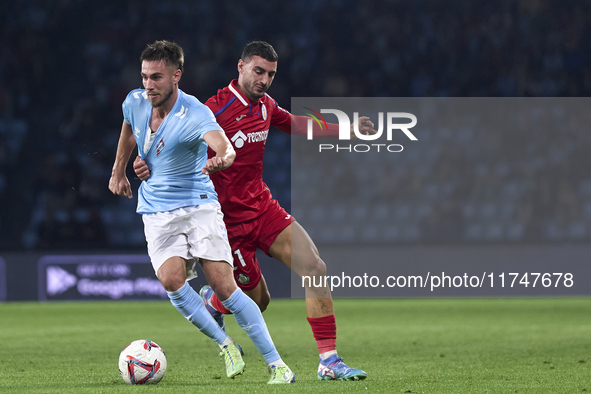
[118,340,167,385]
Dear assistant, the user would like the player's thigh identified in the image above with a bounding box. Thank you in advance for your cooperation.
[186,203,233,268]
[143,211,198,283]
[257,199,295,266]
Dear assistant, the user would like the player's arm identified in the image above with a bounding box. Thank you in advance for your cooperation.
[202,129,236,175]
[271,102,375,139]
[289,115,375,139]
[108,121,136,199]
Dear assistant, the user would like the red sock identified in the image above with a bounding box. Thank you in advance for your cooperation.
[210,292,231,314]
[307,314,337,354]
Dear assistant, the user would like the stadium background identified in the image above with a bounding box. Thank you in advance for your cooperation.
[1,0,591,300]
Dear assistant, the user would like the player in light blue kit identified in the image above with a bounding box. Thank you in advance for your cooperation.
[108,40,294,384]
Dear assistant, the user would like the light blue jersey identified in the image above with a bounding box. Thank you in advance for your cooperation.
[122,89,221,214]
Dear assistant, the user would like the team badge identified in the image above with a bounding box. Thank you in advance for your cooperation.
[261,103,267,120]
[237,273,250,285]
[156,139,165,156]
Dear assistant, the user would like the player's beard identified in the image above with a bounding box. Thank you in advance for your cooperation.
[245,80,267,100]
[149,87,174,108]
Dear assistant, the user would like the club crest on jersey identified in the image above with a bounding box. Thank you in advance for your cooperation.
[261,103,267,120]
[156,139,165,156]
[237,273,250,285]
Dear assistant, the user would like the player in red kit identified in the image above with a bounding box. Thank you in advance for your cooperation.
[134,41,374,380]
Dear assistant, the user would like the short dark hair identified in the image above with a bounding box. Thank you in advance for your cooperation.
[241,41,278,63]
[140,40,184,72]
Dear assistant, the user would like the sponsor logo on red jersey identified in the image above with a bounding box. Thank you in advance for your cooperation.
[230,129,269,149]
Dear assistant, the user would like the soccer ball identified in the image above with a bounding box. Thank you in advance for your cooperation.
[118,340,167,385]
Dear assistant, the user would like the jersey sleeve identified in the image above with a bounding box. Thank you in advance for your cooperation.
[267,95,339,137]
[122,93,133,125]
[186,104,223,146]
[290,114,340,137]
[122,89,146,125]
[268,96,292,133]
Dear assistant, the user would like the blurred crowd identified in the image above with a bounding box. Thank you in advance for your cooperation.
[292,98,591,244]
[1,0,591,250]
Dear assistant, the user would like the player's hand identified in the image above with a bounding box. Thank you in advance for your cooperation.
[350,116,377,140]
[133,156,151,181]
[202,156,228,175]
[108,174,133,199]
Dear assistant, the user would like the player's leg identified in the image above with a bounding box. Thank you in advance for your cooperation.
[156,256,246,377]
[201,259,294,384]
[244,274,271,311]
[144,208,243,378]
[201,273,270,318]
[270,221,367,381]
[269,222,332,316]
[201,220,269,314]
[191,203,293,383]
[158,256,228,344]
[200,260,270,332]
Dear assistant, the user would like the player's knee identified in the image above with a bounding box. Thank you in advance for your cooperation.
[258,300,269,312]
[256,291,271,312]
[159,273,185,293]
[305,256,327,277]
[209,279,238,301]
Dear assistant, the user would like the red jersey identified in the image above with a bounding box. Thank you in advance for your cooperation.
[205,79,292,224]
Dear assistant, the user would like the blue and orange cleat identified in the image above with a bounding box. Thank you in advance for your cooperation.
[199,285,225,331]
[317,355,367,381]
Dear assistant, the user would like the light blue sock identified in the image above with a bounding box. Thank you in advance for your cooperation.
[167,282,228,345]
[222,288,280,364]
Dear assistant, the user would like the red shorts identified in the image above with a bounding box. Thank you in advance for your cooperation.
[226,199,296,291]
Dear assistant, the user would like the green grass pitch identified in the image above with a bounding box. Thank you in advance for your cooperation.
[1,298,590,393]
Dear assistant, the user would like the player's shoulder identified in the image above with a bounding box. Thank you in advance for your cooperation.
[122,89,150,117]
[124,88,147,102]
[263,92,278,106]
[179,90,204,109]
[263,93,290,115]
[204,85,234,112]
[178,90,216,120]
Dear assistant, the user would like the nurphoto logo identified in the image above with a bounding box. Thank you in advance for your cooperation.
[304,108,418,153]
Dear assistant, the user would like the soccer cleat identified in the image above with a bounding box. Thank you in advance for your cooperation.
[218,343,244,358]
[199,285,225,331]
[267,365,295,384]
[317,355,367,381]
[220,342,245,378]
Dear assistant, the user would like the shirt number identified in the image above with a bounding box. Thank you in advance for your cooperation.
[233,249,246,267]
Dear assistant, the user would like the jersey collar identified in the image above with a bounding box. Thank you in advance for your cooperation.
[229,79,258,107]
